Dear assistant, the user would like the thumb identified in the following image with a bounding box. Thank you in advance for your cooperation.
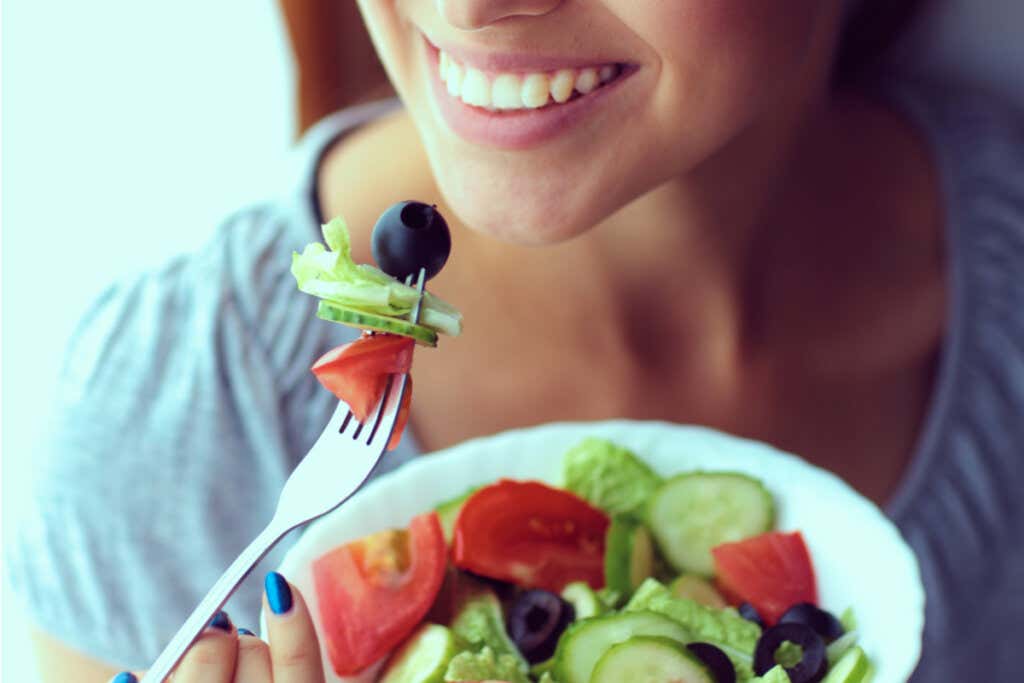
[264,571,326,682]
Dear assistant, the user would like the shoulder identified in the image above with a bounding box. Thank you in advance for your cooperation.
[880,78,1024,219]
[883,80,1024,660]
[879,79,1024,353]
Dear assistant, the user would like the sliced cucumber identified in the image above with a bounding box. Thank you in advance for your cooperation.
[435,487,477,544]
[317,300,438,346]
[560,581,603,620]
[379,623,459,683]
[647,472,774,576]
[552,610,690,683]
[591,636,714,683]
[826,631,860,666]
[669,574,728,608]
[821,646,871,683]
[605,518,655,596]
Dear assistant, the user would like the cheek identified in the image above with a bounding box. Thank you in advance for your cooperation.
[638,3,825,149]
[358,0,417,92]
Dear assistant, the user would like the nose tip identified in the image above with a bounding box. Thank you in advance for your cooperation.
[438,0,562,30]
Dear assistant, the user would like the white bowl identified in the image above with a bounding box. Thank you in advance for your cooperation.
[277,420,924,682]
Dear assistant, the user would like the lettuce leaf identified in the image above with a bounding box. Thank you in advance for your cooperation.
[291,217,462,336]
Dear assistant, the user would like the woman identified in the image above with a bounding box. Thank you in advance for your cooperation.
[11,0,1022,680]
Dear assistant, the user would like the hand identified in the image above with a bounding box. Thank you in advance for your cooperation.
[111,572,325,683]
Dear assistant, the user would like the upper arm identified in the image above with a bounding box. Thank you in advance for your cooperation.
[7,204,340,669]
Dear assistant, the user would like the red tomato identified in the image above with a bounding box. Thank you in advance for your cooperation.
[387,376,412,452]
[313,512,447,676]
[711,530,818,625]
[311,333,414,422]
[452,480,610,592]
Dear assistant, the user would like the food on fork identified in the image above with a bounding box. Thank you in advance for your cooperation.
[292,201,462,448]
[309,438,874,683]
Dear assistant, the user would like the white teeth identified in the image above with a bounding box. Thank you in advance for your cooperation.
[440,51,450,81]
[550,69,575,103]
[437,50,621,111]
[575,68,599,94]
[461,68,491,107]
[492,73,523,109]
[446,60,464,97]
[522,73,550,109]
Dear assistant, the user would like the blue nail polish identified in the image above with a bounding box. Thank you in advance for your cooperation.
[113,673,138,683]
[209,610,231,631]
[238,628,256,636]
[265,571,293,615]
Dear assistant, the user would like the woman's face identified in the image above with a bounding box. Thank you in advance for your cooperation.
[357,1,842,244]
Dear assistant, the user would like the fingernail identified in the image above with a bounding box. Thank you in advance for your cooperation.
[237,628,256,636]
[208,610,232,631]
[112,673,138,683]
[265,571,293,615]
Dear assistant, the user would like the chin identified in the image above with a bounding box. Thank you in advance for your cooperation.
[425,141,639,246]
[436,173,603,246]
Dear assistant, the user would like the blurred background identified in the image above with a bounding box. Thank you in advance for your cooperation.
[2,1,1022,681]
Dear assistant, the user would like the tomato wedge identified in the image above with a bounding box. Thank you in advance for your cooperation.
[387,375,412,452]
[711,530,818,626]
[452,480,610,592]
[312,333,414,444]
[313,512,447,676]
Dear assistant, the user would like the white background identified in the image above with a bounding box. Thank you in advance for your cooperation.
[3,2,296,680]
[2,1,1022,682]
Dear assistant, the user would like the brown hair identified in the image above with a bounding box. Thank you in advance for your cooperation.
[834,0,930,85]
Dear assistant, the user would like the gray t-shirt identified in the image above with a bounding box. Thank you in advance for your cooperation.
[7,85,1023,680]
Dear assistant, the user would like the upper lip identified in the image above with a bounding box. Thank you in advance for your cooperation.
[424,34,630,73]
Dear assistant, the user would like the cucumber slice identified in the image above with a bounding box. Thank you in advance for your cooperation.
[647,472,774,575]
[821,646,871,683]
[826,631,860,667]
[591,636,714,683]
[552,611,690,683]
[605,518,655,595]
[560,581,603,620]
[669,574,728,608]
[379,623,459,683]
[435,487,477,544]
[317,300,438,346]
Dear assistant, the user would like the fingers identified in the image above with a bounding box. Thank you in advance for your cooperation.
[168,610,239,682]
[264,571,326,683]
[233,630,273,683]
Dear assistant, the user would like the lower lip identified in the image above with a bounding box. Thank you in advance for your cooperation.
[424,43,635,150]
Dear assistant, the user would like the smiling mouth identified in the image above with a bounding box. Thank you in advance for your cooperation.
[435,48,631,113]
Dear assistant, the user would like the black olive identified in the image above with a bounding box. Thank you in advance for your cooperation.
[371,200,451,282]
[753,623,828,683]
[778,603,845,643]
[506,589,575,664]
[686,642,737,683]
[738,602,765,629]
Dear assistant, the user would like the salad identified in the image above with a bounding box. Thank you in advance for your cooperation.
[306,438,873,683]
[291,201,462,448]
[292,204,874,683]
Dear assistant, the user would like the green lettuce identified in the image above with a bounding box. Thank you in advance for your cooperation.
[444,647,530,683]
[291,216,462,336]
[562,438,662,519]
[753,666,792,683]
[625,579,761,680]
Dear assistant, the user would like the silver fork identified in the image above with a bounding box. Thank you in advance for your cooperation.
[141,268,427,683]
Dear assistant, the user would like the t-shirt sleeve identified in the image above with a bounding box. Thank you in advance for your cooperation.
[5,203,340,668]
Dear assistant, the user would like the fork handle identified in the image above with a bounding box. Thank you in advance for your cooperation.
[140,521,287,682]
